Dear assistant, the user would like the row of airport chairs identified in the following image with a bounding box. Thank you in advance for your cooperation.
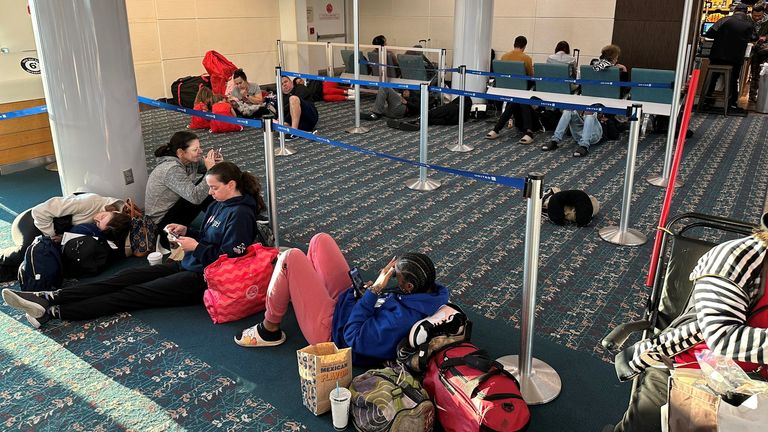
[493,60,675,104]
[341,49,433,81]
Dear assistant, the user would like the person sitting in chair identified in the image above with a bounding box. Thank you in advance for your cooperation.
[608,213,768,432]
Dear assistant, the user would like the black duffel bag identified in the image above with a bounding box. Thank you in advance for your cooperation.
[62,236,113,278]
[170,75,211,108]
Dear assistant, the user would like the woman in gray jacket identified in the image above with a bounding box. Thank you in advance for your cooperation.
[145,131,221,248]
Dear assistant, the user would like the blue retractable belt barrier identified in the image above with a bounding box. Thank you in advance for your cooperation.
[272,123,526,190]
[281,70,420,91]
[0,105,48,120]
[466,69,673,89]
[359,58,460,73]
[429,86,630,117]
[137,96,263,128]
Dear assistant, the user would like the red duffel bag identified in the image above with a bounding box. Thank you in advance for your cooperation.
[202,243,278,323]
[423,342,530,432]
[202,50,238,95]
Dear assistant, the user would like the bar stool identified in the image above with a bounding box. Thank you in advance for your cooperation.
[698,64,731,116]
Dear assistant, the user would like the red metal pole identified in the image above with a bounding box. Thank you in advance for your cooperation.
[645,69,701,287]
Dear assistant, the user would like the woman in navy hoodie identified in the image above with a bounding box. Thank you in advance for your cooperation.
[235,233,449,364]
[2,162,263,328]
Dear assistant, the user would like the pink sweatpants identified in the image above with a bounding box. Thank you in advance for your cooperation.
[264,233,351,344]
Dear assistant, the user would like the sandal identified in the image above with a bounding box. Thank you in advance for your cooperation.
[541,141,558,151]
[518,134,534,145]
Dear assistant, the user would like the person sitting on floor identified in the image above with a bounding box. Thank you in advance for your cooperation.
[278,76,319,140]
[210,95,245,133]
[0,193,130,281]
[145,131,222,249]
[227,68,267,118]
[2,162,265,329]
[486,35,540,145]
[188,86,213,130]
[360,87,419,120]
[542,109,624,157]
[234,233,449,365]
[608,215,768,432]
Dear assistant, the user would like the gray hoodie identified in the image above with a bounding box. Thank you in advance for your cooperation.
[145,156,209,223]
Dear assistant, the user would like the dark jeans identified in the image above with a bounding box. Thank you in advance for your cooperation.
[706,59,742,107]
[54,262,206,320]
[493,103,538,134]
[156,196,212,249]
[614,368,669,432]
[0,210,41,281]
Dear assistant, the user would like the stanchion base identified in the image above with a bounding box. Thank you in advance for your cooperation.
[274,146,297,156]
[599,226,647,246]
[645,174,684,188]
[45,162,58,172]
[497,355,562,405]
[345,126,370,134]
[405,177,441,191]
[446,142,474,152]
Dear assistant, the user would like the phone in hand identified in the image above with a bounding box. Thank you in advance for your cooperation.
[163,226,179,244]
[349,267,365,298]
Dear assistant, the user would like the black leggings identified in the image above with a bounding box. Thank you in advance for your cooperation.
[53,262,206,320]
[155,196,212,249]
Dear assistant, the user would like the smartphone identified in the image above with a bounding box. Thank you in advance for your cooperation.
[349,267,365,298]
[215,147,223,158]
[163,226,178,242]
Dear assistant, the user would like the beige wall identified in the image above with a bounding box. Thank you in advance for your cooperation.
[359,0,617,68]
[127,0,281,99]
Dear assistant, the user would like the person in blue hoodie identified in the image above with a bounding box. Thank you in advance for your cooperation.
[234,233,449,364]
[2,162,264,329]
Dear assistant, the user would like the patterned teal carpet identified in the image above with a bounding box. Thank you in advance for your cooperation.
[1,97,767,430]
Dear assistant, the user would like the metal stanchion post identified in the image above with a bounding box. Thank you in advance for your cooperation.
[439,48,447,89]
[262,117,280,247]
[277,40,284,68]
[406,83,441,191]
[447,65,473,152]
[273,67,296,156]
[325,42,333,78]
[498,173,561,404]
[599,105,647,246]
[345,0,369,134]
[379,46,387,82]
[646,0,693,189]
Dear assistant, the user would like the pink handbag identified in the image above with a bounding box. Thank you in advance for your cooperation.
[203,243,279,324]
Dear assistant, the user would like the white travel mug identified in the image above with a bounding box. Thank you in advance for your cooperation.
[329,387,351,430]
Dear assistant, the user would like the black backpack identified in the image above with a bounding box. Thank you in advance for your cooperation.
[170,75,211,108]
[62,236,113,278]
[18,235,64,292]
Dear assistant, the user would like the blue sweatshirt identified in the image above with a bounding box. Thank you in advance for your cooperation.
[332,284,449,364]
[181,195,258,273]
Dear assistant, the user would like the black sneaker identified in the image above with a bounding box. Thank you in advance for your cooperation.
[26,311,52,329]
[573,146,588,157]
[541,141,558,151]
[2,289,50,318]
[360,112,380,121]
[284,133,298,141]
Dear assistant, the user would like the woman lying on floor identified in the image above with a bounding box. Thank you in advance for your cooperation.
[235,233,449,365]
[2,162,265,329]
[0,193,130,281]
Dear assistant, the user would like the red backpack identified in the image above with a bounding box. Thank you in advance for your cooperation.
[423,342,530,432]
[202,50,238,95]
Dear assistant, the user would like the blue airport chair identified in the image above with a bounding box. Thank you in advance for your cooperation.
[580,65,621,99]
[492,60,529,90]
[397,54,428,81]
[340,49,368,74]
[534,63,572,94]
[630,68,674,104]
[367,51,380,76]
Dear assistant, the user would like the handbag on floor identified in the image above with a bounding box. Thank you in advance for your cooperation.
[202,243,278,323]
[423,342,530,432]
[126,201,156,257]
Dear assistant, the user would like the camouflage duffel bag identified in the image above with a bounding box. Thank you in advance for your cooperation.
[349,365,434,432]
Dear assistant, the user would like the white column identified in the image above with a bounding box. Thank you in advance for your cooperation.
[28,0,148,205]
[451,0,494,96]
[279,0,310,73]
